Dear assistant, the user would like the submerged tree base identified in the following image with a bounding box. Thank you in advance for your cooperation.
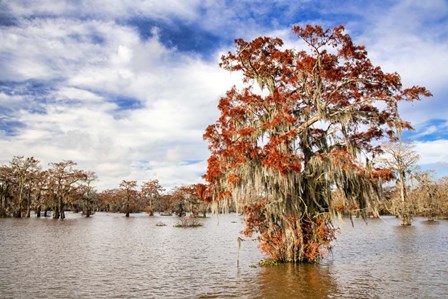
[398,205,413,226]
[243,204,337,263]
[203,24,431,265]
[400,216,413,226]
[174,217,203,227]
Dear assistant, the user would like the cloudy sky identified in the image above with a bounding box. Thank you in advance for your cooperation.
[1,0,447,190]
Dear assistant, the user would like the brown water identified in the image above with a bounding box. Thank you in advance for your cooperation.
[0,213,447,298]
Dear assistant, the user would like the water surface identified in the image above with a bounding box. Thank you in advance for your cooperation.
[0,213,447,298]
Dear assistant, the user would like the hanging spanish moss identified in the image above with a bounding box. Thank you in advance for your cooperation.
[204,25,431,263]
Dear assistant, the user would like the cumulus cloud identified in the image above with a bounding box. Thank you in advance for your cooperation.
[413,140,448,178]
[1,0,447,189]
[0,13,242,190]
[4,0,200,21]
[0,93,25,107]
[415,140,448,165]
[350,0,448,125]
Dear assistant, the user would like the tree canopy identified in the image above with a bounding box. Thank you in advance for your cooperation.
[204,25,431,262]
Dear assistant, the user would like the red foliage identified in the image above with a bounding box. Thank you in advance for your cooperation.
[370,168,394,181]
[242,202,337,262]
[195,183,212,203]
[203,24,431,263]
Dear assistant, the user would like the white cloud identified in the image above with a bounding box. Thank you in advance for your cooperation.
[111,45,133,65]
[0,93,25,106]
[352,0,448,126]
[414,140,448,178]
[1,0,447,189]
[0,18,135,81]
[5,0,201,21]
[0,15,242,190]
[54,87,104,102]
[414,140,448,165]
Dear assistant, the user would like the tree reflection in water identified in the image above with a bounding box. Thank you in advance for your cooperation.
[253,263,337,298]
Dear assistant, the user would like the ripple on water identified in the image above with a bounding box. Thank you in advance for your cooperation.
[0,214,447,298]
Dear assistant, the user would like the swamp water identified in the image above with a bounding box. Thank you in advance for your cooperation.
[0,213,447,298]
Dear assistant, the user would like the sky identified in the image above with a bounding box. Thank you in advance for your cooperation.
[0,0,447,190]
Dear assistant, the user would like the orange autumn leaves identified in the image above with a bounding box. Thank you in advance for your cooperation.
[203,24,430,262]
[204,24,429,196]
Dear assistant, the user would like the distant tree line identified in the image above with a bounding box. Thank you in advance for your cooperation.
[1,155,446,221]
[98,180,210,218]
[331,176,448,220]
[383,173,448,221]
[0,156,210,218]
[326,141,448,224]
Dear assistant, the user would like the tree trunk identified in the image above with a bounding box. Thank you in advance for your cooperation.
[14,208,22,218]
[125,199,130,217]
[398,201,412,226]
[400,214,412,226]
[25,191,31,218]
[149,199,153,216]
[53,208,59,219]
[0,194,6,217]
[60,202,65,219]
[250,212,335,263]
[397,170,413,226]
[0,203,6,217]
[52,194,59,219]
[59,194,66,219]
[16,181,24,218]
[53,199,60,219]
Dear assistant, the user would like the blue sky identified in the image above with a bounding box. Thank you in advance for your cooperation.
[1,0,447,189]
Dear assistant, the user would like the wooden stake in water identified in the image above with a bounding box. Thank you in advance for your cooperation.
[237,237,243,263]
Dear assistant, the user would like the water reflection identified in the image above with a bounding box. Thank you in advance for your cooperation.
[0,214,447,298]
[253,263,338,298]
[327,216,448,298]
